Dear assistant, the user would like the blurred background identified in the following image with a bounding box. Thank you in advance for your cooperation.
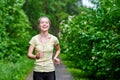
[0,0,120,80]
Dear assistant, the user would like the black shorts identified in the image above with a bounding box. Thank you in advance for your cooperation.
[33,71,56,80]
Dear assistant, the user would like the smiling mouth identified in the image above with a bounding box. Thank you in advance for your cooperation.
[42,26,48,29]
[43,26,48,28]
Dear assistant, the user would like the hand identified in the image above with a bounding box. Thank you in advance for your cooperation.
[54,58,60,65]
[36,52,44,59]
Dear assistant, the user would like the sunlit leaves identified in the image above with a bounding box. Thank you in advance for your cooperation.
[0,0,31,61]
[60,1,120,79]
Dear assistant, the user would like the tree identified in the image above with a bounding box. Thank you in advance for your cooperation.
[0,0,31,61]
[60,0,120,79]
[23,0,79,35]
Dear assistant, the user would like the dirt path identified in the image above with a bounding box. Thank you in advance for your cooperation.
[26,62,74,80]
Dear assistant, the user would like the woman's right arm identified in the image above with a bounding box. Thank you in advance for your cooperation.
[28,45,36,59]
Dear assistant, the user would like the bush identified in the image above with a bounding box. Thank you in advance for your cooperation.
[60,3,120,79]
[0,56,34,80]
[0,0,31,61]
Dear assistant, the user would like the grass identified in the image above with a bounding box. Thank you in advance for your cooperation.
[0,56,34,80]
[60,54,89,80]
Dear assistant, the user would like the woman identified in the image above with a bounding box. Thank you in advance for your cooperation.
[28,16,60,80]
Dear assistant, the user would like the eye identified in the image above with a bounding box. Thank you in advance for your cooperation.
[40,21,44,24]
[46,21,49,24]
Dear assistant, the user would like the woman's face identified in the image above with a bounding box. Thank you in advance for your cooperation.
[39,18,50,32]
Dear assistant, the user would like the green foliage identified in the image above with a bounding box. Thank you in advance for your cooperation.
[61,54,89,80]
[0,56,34,80]
[0,0,31,61]
[60,0,120,79]
[23,0,78,34]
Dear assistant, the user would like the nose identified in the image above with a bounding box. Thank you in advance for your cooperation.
[43,23,47,26]
[43,22,47,25]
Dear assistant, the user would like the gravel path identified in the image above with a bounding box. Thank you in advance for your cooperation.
[26,62,74,80]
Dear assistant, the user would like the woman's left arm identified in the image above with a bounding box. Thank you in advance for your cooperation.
[54,44,61,64]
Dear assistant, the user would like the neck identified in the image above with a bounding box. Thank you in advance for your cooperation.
[40,31,49,38]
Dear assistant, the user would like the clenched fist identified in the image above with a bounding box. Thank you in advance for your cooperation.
[54,58,60,65]
[36,52,44,59]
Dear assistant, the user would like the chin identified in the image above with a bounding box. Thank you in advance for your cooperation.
[42,29,49,32]
[40,26,49,31]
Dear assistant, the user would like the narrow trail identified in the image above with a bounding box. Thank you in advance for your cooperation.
[26,62,74,80]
